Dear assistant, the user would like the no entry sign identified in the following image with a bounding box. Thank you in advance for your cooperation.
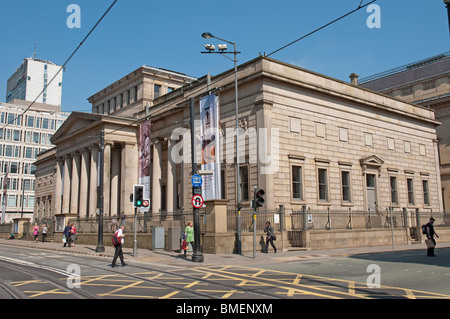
[191,194,204,209]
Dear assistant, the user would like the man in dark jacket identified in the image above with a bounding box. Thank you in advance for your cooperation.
[426,217,439,257]
[264,221,277,254]
[63,222,72,247]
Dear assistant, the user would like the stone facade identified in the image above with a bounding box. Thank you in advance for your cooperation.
[360,52,450,212]
[34,56,443,251]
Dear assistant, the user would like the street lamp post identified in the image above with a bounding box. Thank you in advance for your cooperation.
[445,0,450,37]
[201,32,242,254]
[95,130,105,253]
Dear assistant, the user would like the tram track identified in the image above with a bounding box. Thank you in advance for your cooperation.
[0,244,288,299]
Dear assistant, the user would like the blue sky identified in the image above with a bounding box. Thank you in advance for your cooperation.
[0,0,448,113]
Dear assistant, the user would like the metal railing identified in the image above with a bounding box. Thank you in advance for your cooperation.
[227,208,285,233]
[289,207,450,231]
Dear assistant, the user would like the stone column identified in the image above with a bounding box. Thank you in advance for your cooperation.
[88,147,99,218]
[70,152,81,216]
[120,143,138,215]
[54,158,63,215]
[62,155,72,215]
[166,138,177,220]
[110,146,121,217]
[79,149,90,218]
[152,141,162,217]
[433,139,444,212]
[103,142,112,217]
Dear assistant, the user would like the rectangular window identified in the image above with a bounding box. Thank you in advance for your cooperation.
[7,195,17,207]
[27,116,35,128]
[12,130,20,142]
[7,114,16,126]
[42,118,49,129]
[4,145,12,157]
[341,171,351,202]
[27,196,35,208]
[292,166,303,200]
[221,169,226,200]
[318,168,328,202]
[23,179,31,191]
[154,84,161,99]
[33,132,40,144]
[25,147,33,159]
[390,176,398,205]
[423,180,430,206]
[407,178,415,205]
[239,166,249,202]
[10,162,18,174]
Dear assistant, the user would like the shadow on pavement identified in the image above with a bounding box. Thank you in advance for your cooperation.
[348,247,450,268]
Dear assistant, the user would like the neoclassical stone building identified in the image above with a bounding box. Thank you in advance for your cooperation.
[360,52,450,212]
[34,56,443,248]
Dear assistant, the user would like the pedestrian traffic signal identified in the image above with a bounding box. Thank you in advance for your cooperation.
[254,188,265,208]
[134,185,144,208]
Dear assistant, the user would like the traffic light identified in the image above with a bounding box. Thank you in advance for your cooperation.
[254,188,265,209]
[134,185,144,208]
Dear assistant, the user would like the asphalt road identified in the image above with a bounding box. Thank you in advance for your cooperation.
[0,243,448,301]
[252,246,450,297]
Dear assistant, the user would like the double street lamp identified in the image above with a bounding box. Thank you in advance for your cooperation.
[201,33,243,254]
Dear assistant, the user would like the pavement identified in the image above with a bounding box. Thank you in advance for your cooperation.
[2,237,450,267]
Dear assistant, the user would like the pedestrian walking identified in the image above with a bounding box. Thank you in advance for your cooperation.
[111,225,127,267]
[264,221,277,254]
[41,224,48,243]
[183,221,194,257]
[63,222,72,247]
[120,212,126,226]
[70,223,77,247]
[33,223,39,243]
[425,217,439,257]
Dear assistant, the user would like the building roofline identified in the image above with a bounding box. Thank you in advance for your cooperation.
[359,51,450,84]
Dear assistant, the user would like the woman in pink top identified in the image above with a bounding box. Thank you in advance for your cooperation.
[33,223,39,243]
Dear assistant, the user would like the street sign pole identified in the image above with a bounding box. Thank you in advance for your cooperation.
[133,207,138,257]
[253,207,257,259]
[190,98,204,263]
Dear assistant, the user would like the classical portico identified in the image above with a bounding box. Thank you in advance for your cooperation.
[50,113,140,220]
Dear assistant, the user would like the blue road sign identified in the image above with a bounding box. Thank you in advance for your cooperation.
[191,174,203,188]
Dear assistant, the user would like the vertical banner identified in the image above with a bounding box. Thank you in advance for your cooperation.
[139,120,151,210]
[200,94,221,200]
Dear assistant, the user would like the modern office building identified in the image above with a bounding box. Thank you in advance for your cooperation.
[0,100,69,223]
[6,57,63,106]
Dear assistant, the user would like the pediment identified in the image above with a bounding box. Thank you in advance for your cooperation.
[51,112,102,144]
[360,155,384,168]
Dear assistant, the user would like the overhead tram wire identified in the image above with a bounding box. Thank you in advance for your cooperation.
[266,0,377,58]
[2,0,119,130]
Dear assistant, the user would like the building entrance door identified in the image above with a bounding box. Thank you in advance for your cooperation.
[366,173,377,212]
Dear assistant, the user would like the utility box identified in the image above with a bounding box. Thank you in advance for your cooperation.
[168,227,181,251]
[152,227,165,250]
